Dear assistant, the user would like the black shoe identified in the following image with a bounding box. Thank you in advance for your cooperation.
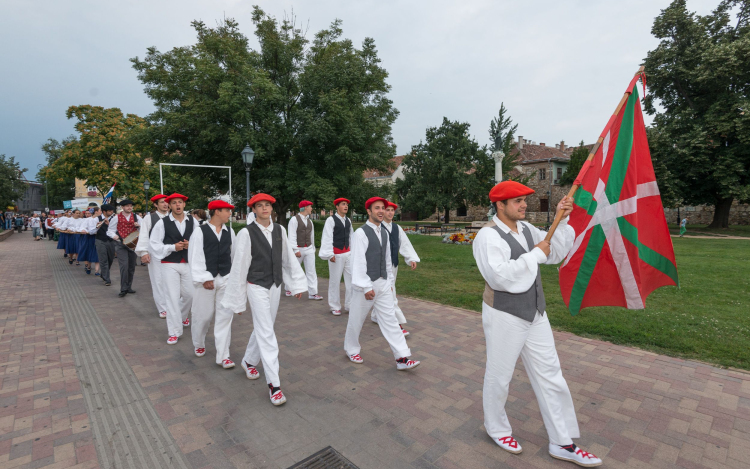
[127,289,136,294]
[105,282,111,286]
[68,259,73,264]
[118,291,127,297]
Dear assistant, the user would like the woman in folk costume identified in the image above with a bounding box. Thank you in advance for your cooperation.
[370,201,419,337]
[318,198,355,316]
[188,199,237,369]
[75,210,94,273]
[135,194,170,319]
[82,207,101,276]
[220,194,307,406]
[65,210,83,265]
[472,181,602,467]
[344,197,421,371]
[149,193,199,345]
[286,200,323,300]
[55,212,70,256]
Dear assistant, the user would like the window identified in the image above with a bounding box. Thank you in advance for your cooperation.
[540,199,549,212]
[457,206,467,217]
[538,168,546,180]
[557,167,563,179]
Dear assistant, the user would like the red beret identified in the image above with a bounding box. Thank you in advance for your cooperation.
[386,201,399,210]
[207,200,235,210]
[333,198,350,206]
[299,200,313,208]
[165,193,188,203]
[365,197,387,210]
[150,194,167,203]
[247,193,276,207]
[489,181,534,202]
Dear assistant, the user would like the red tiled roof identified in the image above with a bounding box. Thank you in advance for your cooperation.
[516,143,594,164]
[363,155,404,179]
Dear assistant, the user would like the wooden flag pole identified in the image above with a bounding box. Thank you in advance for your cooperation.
[543,66,645,243]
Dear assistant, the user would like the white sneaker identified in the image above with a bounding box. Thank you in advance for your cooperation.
[309,294,323,300]
[270,388,287,406]
[221,358,235,369]
[194,347,206,357]
[285,290,292,297]
[331,310,342,316]
[493,436,522,454]
[159,311,167,319]
[241,360,260,380]
[396,358,420,370]
[370,315,378,323]
[348,353,364,364]
[548,444,602,467]
[167,335,178,345]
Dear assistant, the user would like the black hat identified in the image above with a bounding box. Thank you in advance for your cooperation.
[101,204,115,212]
[118,199,135,206]
[88,202,98,207]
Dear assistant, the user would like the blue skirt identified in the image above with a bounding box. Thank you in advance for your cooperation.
[57,232,66,250]
[83,235,98,262]
[77,234,89,261]
[66,234,79,254]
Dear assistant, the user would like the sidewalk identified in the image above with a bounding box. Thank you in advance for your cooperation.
[2,231,749,468]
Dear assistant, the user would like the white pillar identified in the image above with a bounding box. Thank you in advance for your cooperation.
[492,150,505,183]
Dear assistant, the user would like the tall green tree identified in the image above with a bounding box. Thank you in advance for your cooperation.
[37,136,77,207]
[643,0,750,227]
[559,141,588,186]
[488,103,530,183]
[132,10,398,223]
[0,155,27,211]
[396,118,491,223]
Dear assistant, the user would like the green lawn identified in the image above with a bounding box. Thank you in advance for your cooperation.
[667,223,750,238]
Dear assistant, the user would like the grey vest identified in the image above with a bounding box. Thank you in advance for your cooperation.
[482,223,546,322]
[361,224,388,282]
[295,214,313,247]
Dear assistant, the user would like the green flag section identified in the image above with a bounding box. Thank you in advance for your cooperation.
[559,75,678,315]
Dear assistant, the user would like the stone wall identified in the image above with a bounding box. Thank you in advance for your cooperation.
[663,202,750,225]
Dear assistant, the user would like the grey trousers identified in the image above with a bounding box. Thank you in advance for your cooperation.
[95,239,115,283]
[114,241,137,292]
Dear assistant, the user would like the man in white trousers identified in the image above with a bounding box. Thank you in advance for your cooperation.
[135,193,170,318]
[370,201,420,337]
[188,199,236,368]
[472,180,601,467]
[344,197,421,371]
[221,193,307,406]
[286,200,323,300]
[150,193,199,345]
[318,197,354,316]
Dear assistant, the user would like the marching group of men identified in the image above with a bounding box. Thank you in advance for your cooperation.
[49,181,601,467]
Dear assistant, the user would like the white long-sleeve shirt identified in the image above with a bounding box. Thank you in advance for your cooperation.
[382,221,420,266]
[107,212,143,240]
[55,216,70,230]
[287,214,314,253]
[473,215,574,295]
[188,221,237,283]
[245,212,256,224]
[351,220,394,292]
[135,211,169,257]
[220,221,307,314]
[67,218,87,233]
[148,213,200,261]
[318,213,355,260]
[84,216,101,235]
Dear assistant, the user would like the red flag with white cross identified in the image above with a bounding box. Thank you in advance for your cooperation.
[559,72,678,315]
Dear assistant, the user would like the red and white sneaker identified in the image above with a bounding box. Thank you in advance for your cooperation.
[241,361,260,380]
[308,294,323,300]
[221,359,235,369]
[400,325,410,337]
[493,436,522,454]
[159,311,167,319]
[269,387,287,406]
[182,318,190,327]
[348,353,364,364]
[285,290,292,297]
[331,310,342,316]
[194,348,206,357]
[167,336,178,345]
[548,444,602,467]
[396,358,420,370]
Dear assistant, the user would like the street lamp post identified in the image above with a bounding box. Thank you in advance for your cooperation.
[241,145,255,219]
[38,164,49,212]
[143,179,150,213]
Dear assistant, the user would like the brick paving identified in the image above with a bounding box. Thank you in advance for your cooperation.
[2,231,750,468]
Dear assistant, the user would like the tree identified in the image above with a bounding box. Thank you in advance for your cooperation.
[132,10,398,223]
[396,118,491,224]
[643,0,750,227]
[0,155,27,211]
[559,141,588,186]
[37,136,77,207]
[488,103,531,183]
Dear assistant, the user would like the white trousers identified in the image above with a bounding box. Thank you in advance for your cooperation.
[295,246,318,295]
[345,278,410,360]
[161,262,194,337]
[327,251,352,311]
[147,256,168,313]
[243,283,282,387]
[371,266,406,324]
[482,304,579,445]
[191,274,233,364]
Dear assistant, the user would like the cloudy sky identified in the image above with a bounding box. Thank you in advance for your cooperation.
[1,0,719,179]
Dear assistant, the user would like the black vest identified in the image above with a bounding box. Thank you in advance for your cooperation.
[161,215,194,263]
[361,224,388,282]
[245,223,283,289]
[149,212,161,236]
[386,223,400,268]
[95,215,110,242]
[201,224,232,277]
[332,216,351,250]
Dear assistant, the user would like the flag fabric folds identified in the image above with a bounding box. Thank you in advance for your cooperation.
[102,184,116,205]
[559,75,678,315]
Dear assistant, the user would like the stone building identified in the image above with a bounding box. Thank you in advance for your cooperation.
[363,156,404,187]
[15,180,44,213]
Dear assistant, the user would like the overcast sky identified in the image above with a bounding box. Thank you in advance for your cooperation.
[1,0,719,179]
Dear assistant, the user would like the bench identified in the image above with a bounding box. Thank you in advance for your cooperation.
[441,224,460,234]
[414,223,442,235]
[465,221,489,233]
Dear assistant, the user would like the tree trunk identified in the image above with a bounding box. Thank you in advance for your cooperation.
[708,197,733,228]
[444,207,450,225]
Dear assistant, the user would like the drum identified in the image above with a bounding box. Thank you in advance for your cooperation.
[123,231,139,251]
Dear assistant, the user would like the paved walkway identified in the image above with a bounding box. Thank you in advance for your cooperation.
[2,232,750,468]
